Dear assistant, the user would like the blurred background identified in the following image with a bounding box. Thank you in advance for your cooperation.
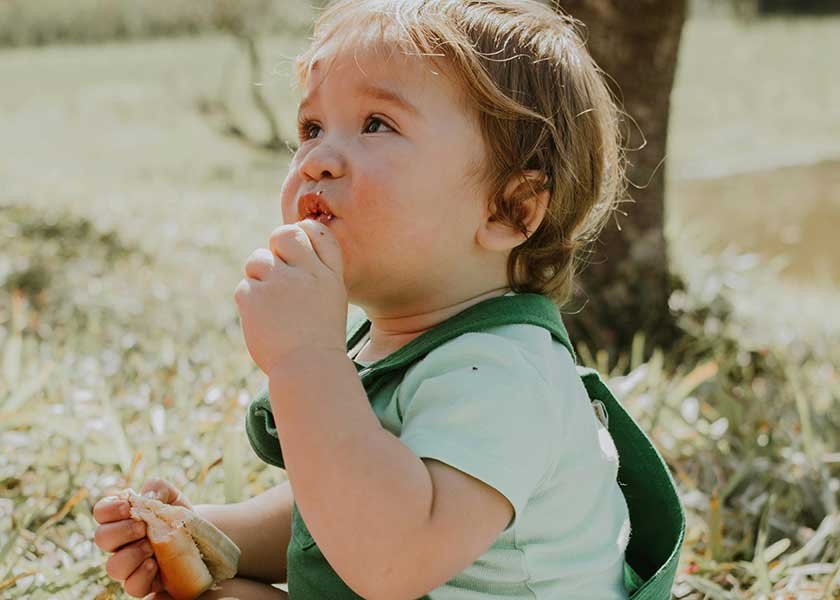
[1,0,838,598]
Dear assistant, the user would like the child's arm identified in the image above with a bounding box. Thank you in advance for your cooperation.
[194,479,294,584]
[268,350,514,600]
[236,223,514,598]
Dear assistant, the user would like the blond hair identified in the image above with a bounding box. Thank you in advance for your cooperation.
[293,0,626,308]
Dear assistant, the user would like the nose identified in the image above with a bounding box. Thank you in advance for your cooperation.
[297,141,346,182]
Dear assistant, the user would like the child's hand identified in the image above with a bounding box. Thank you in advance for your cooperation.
[235,219,348,375]
[92,479,192,598]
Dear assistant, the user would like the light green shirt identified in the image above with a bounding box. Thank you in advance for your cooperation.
[349,292,631,599]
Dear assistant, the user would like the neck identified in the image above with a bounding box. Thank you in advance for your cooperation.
[354,285,512,361]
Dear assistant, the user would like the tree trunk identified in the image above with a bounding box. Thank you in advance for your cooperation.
[555,0,688,369]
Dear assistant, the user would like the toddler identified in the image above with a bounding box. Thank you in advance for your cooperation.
[94,0,645,598]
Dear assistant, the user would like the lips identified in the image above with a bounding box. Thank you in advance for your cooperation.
[297,192,336,223]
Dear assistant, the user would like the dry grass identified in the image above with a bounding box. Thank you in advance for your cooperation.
[1,202,838,598]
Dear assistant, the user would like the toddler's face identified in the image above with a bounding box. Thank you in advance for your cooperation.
[280,40,492,312]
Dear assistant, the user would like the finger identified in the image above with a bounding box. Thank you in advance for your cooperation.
[149,573,167,594]
[123,555,158,599]
[295,219,344,279]
[269,224,319,270]
[139,478,193,510]
[105,537,154,584]
[234,277,262,308]
[93,495,131,524]
[95,518,147,553]
[244,247,276,281]
[138,478,165,501]
[141,575,168,598]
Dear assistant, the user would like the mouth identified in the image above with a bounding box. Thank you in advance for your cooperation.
[298,192,336,225]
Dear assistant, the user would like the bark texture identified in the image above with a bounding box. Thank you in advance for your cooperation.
[555,0,688,367]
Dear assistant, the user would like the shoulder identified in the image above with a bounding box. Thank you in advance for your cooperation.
[395,325,572,499]
[398,324,562,400]
[414,322,569,373]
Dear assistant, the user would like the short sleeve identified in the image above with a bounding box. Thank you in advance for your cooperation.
[397,332,561,532]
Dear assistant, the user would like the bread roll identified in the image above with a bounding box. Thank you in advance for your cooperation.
[117,488,241,600]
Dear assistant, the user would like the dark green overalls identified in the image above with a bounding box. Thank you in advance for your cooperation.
[246,293,685,599]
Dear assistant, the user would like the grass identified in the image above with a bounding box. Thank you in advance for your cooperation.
[0,10,839,600]
[1,201,838,599]
[0,204,290,597]
[0,0,321,47]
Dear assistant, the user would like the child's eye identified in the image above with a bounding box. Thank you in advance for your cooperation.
[297,118,321,141]
[363,116,394,134]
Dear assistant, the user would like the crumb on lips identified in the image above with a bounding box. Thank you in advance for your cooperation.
[304,213,335,225]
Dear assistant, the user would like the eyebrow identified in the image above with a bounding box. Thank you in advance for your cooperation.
[298,83,420,118]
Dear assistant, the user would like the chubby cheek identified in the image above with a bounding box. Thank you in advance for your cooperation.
[354,178,421,246]
[361,213,440,287]
[342,185,406,274]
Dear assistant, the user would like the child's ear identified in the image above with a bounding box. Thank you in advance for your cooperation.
[476,170,549,253]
